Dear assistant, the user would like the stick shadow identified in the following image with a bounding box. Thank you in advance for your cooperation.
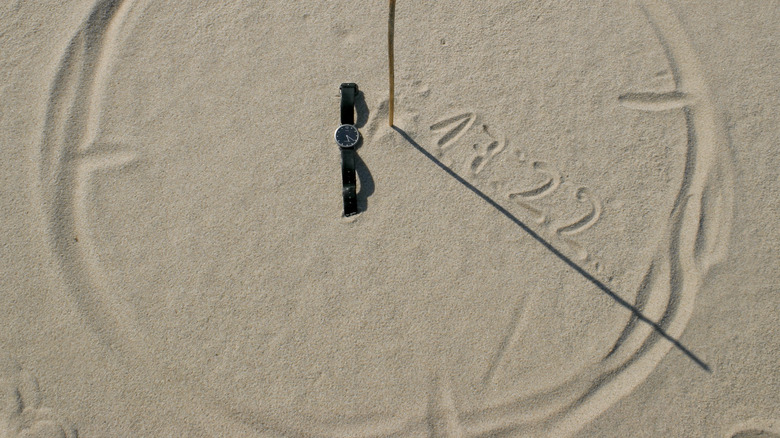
[392,126,710,372]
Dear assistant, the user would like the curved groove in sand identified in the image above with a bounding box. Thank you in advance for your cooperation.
[38,2,421,437]
[543,0,735,435]
[40,0,144,351]
[458,0,733,436]
[37,0,733,437]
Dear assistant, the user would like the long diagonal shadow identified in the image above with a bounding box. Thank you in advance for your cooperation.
[393,126,710,372]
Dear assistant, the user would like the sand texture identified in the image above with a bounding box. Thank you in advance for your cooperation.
[0,0,778,436]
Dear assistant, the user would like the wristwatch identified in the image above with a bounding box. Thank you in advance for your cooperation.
[334,83,360,216]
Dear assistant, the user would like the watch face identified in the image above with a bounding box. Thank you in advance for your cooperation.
[334,124,359,148]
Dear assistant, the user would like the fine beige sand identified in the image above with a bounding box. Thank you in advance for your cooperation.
[0,1,778,437]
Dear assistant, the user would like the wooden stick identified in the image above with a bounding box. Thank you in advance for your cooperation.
[388,0,395,126]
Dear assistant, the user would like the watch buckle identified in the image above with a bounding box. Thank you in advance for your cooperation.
[340,83,359,93]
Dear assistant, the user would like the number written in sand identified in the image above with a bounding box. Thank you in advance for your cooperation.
[469,136,506,176]
[506,156,561,224]
[554,187,603,261]
[430,112,476,155]
[429,112,603,262]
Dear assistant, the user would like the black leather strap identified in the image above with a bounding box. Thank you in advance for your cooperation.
[341,147,358,216]
[339,83,359,216]
[340,83,358,125]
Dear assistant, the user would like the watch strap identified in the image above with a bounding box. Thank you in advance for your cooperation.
[340,83,358,125]
[340,147,358,216]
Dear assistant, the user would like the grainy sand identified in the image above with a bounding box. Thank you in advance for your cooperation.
[0,1,778,437]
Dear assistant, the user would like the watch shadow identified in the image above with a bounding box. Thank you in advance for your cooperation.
[355,90,370,129]
[354,90,374,212]
[355,154,374,213]
[392,126,710,372]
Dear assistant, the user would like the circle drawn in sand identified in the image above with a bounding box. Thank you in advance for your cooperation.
[38,0,733,436]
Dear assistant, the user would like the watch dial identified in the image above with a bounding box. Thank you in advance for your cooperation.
[335,124,359,148]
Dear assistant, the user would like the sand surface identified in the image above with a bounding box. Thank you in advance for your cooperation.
[0,1,778,436]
